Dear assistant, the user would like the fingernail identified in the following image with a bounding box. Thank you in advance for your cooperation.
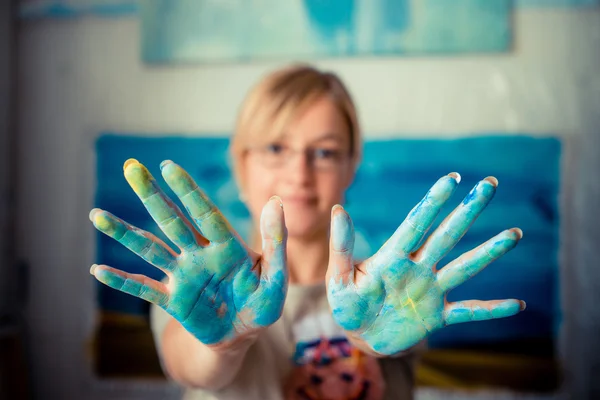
[484,176,499,187]
[269,195,283,207]
[160,160,173,171]
[123,158,139,171]
[90,264,98,275]
[88,208,100,222]
[511,227,523,239]
[448,172,461,184]
[332,204,344,215]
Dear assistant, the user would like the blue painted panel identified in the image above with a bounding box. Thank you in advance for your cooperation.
[19,0,596,20]
[94,134,561,347]
[517,0,598,6]
[19,0,137,18]
[141,0,512,63]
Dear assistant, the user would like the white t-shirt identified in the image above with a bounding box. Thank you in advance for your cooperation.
[151,282,420,400]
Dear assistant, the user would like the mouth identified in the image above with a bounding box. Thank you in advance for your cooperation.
[281,197,318,206]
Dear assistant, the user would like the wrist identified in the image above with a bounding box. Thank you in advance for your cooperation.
[205,331,260,356]
[345,331,417,358]
[345,332,384,358]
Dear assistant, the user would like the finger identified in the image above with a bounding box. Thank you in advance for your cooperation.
[259,196,288,282]
[444,299,526,326]
[326,206,384,333]
[160,160,234,244]
[327,205,355,286]
[123,159,200,251]
[240,196,288,328]
[89,208,178,273]
[415,177,498,265]
[437,228,522,292]
[380,173,460,258]
[90,264,169,308]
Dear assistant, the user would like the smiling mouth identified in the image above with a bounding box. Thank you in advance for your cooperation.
[282,197,317,205]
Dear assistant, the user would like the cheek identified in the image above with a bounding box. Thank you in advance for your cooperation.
[243,164,275,217]
[319,175,350,205]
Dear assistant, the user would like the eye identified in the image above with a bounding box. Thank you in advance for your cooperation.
[314,148,340,159]
[265,143,284,154]
[310,374,323,385]
[340,373,354,382]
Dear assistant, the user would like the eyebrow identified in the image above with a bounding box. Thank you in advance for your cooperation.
[277,132,346,146]
[311,133,343,143]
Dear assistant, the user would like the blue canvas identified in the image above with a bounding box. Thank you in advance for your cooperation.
[141,0,512,63]
[19,0,137,18]
[517,0,598,6]
[94,134,561,348]
[19,0,596,20]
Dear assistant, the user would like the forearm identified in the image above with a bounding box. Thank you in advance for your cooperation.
[161,318,256,390]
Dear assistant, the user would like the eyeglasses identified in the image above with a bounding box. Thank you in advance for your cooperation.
[247,143,351,171]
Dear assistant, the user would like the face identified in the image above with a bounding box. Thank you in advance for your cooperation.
[241,96,355,241]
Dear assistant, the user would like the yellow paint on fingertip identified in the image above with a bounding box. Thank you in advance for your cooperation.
[93,213,114,233]
[127,177,144,195]
[123,162,154,196]
[123,158,139,171]
[88,208,100,222]
[124,160,150,179]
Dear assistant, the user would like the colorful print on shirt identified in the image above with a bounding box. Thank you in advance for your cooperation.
[283,311,385,400]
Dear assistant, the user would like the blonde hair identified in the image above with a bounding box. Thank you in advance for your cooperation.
[230,64,362,191]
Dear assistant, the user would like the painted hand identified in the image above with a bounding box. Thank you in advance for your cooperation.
[89,159,287,348]
[326,173,526,356]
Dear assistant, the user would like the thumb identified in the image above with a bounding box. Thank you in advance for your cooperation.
[327,205,355,286]
[260,196,288,282]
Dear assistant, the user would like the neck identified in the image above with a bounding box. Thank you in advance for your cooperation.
[286,233,330,285]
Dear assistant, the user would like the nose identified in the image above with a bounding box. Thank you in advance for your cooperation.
[283,150,313,186]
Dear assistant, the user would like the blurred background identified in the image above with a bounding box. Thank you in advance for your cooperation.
[0,0,599,399]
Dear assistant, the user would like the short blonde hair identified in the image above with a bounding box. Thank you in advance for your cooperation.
[230,64,362,190]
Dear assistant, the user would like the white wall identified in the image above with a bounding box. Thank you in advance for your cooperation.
[15,8,600,399]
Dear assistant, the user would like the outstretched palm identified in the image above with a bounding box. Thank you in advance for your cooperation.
[90,159,287,347]
[326,173,525,355]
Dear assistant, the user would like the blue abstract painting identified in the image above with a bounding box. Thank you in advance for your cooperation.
[18,0,137,18]
[18,0,596,20]
[94,134,560,348]
[141,0,512,63]
[517,0,598,6]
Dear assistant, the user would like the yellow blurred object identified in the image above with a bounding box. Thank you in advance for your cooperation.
[90,311,165,378]
[415,348,560,392]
